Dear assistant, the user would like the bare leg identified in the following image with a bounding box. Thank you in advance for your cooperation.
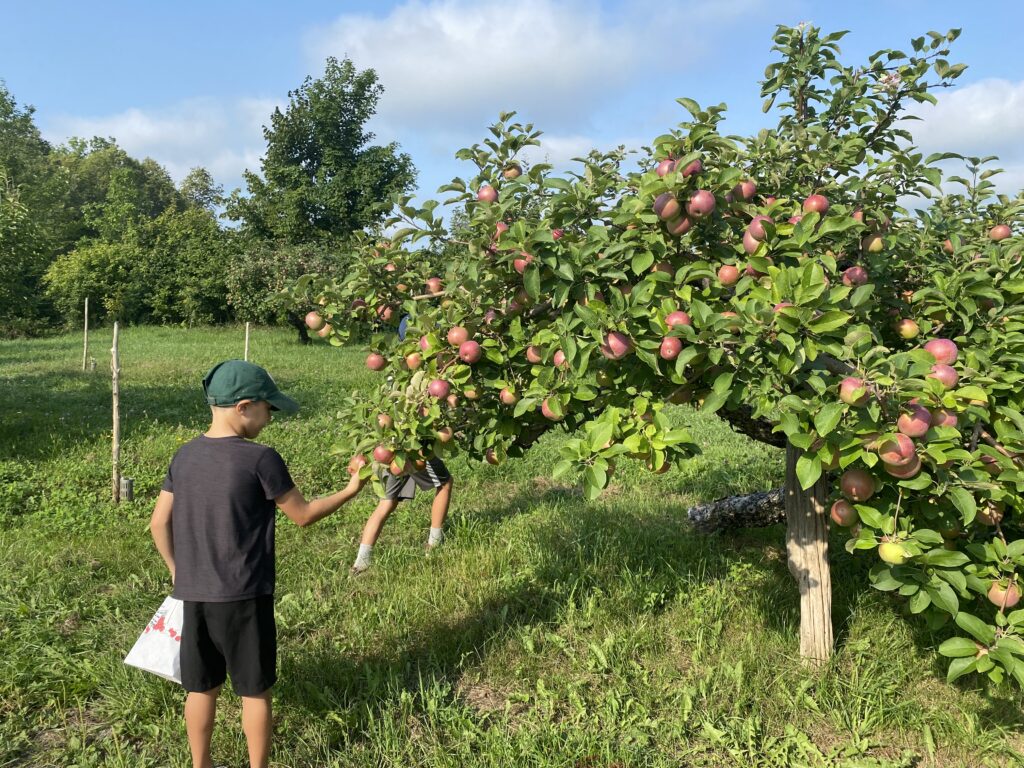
[431,478,453,530]
[241,691,273,768]
[360,498,399,546]
[184,686,221,768]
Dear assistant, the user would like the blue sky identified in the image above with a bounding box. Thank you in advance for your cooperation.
[3,0,1023,203]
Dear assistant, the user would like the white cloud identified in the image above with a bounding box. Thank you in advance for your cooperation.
[44,97,280,190]
[905,78,1024,194]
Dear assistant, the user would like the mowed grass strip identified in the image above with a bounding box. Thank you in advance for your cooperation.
[1,326,1022,767]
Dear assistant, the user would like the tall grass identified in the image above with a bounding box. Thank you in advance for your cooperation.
[1,326,1021,767]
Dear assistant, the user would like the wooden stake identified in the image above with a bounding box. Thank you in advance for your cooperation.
[244,322,251,361]
[111,322,121,505]
[82,297,89,372]
[784,441,833,665]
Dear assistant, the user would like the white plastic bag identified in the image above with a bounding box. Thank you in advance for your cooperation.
[124,596,184,684]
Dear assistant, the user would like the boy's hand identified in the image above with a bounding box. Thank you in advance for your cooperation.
[346,472,368,493]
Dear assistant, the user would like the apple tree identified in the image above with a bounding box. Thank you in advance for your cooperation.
[284,25,1024,685]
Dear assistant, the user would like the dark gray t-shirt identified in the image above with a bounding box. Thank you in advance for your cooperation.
[163,435,295,602]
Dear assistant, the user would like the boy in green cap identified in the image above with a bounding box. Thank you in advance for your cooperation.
[149,359,366,768]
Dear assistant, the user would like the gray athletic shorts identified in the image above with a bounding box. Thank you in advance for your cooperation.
[381,457,451,502]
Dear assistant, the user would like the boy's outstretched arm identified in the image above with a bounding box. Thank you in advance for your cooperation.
[276,472,367,528]
[149,490,176,584]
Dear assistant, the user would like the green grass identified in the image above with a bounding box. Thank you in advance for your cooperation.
[1,325,1022,767]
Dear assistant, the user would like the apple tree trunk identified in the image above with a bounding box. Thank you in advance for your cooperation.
[784,441,833,665]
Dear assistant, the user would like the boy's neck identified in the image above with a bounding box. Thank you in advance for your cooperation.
[205,411,247,439]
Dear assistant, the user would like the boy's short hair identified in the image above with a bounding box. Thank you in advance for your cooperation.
[202,360,300,413]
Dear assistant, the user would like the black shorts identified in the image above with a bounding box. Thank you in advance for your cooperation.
[381,457,451,502]
[181,596,276,696]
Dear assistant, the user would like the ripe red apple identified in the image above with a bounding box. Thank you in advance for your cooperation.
[502,163,522,180]
[861,233,884,253]
[418,335,433,353]
[389,459,407,476]
[541,398,563,421]
[553,350,567,368]
[665,216,692,236]
[499,388,519,406]
[989,224,1012,242]
[426,277,443,294]
[924,338,958,365]
[366,353,386,371]
[928,364,959,389]
[495,221,509,239]
[317,324,333,339]
[894,318,920,339]
[930,408,958,428]
[942,238,954,254]
[347,454,368,475]
[742,230,761,255]
[655,158,676,177]
[377,305,394,322]
[732,180,757,202]
[304,311,325,331]
[842,266,869,287]
[718,264,740,286]
[526,345,543,364]
[839,377,869,406]
[459,340,482,364]
[405,353,422,370]
[686,190,716,219]
[373,445,395,464]
[383,262,397,272]
[878,539,910,565]
[477,185,498,203]
[680,158,702,177]
[659,337,683,360]
[878,434,916,466]
[445,393,459,408]
[463,387,479,400]
[802,194,829,214]
[666,311,691,328]
[747,215,772,241]
[830,500,858,527]
[513,252,533,273]
[376,413,393,429]
[435,426,453,443]
[989,580,1021,609]
[600,331,633,361]
[551,228,565,240]
[884,454,922,479]
[447,326,469,346]
[852,209,865,222]
[897,405,931,438]
[653,193,681,221]
[840,469,875,501]
[428,379,451,399]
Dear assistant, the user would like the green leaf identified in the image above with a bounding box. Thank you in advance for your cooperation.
[813,403,845,436]
[946,656,977,683]
[947,487,977,525]
[796,453,822,490]
[926,582,959,616]
[631,250,655,274]
[523,263,541,300]
[588,422,614,452]
[955,612,996,645]
[939,637,982,658]
[699,390,729,414]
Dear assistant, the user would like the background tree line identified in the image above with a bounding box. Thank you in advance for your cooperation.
[0,57,417,337]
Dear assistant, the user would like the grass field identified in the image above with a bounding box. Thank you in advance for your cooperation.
[2,325,1023,767]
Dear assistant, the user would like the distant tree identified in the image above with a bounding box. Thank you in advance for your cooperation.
[179,166,224,212]
[227,57,416,243]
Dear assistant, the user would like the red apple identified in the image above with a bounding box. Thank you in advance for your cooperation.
[376,413,393,429]
[747,215,772,241]
[878,434,916,467]
[526,345,543,364]
[494,221,509,239]
[839,377,869,406]
[551,228,565,240]
[655,158,676,177]
[988,580,1021,609]
[304,311,325,331]
[485,448,500,466]
[405,353,422,370]
[366,353,386,371]
[802,194,829,214]
[553,349,567,368]
[989,224,1012,242]
[541,399,563,421]
[659,337,683,360]
[718,264,740,286]
[653,192,681,221]
[665,216,692,236]
[840,469,875,501]
[930,408,958,428]
[897,405,931,438]
[435,426,454,443]
[600,331,633,360]
[383,262,397,272]
[943,238,954,254]
[499,388,519,406]
[666,311,691,328]
[686,190,716,219]
[895,318,920,339]
[842,266,869,287]
[317,324,333,339]
[426,277,443,294]
[830,500,858,527]
[884,454,922,479]
[477,185,498,203]
[924,338,958,365]
[446,393,459,408]
[428,379,451,399]
[928,364,959,389]
[732,180,757,202]
[513,252,533,273]
[680,158,702,177]
[373,445,395,464]
[459,340,482,364]
[348,454,368,475]
[447,326,470,346]
[742,230,761,255]
[502,163,522,180]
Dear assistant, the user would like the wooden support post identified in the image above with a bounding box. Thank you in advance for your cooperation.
[244,322,251,361]
[784,441,833,665]
[111,322,121,505]
[82,297,89,372]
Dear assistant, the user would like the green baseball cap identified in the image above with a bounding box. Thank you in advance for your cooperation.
[202,360,300,414]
